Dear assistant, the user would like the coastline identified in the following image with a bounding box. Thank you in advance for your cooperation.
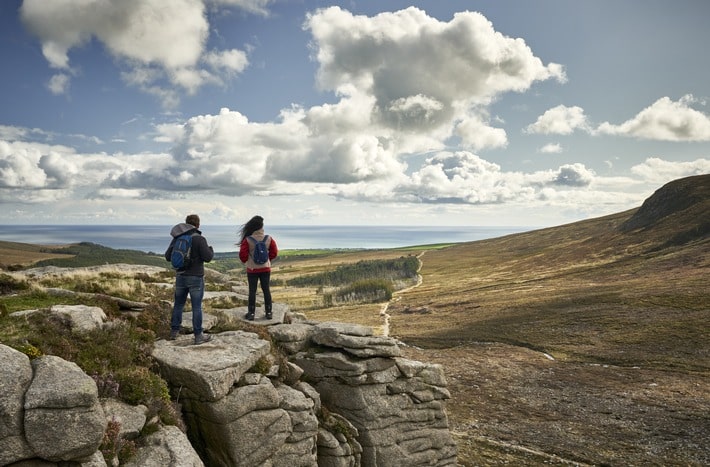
[0,225,531,253]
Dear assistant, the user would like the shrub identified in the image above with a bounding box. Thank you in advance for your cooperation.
[115,366,170,406]
[92,372,120,399]
[100,418,137,464]
[288,256,419,287]
[335,279,393,303]
[76,322,155,375]
[0,273,29,295]
[249,356,272,375]
[133,303,170,338]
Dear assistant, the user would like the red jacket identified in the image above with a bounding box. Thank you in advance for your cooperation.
[239,229,278,272]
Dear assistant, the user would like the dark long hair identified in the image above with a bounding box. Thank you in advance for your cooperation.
[238,215,264,243]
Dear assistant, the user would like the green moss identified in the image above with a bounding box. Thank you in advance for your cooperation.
[15,342,43,359]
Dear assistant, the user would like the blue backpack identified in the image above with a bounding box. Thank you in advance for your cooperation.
[249,235,269,265]
[171,233,194,270]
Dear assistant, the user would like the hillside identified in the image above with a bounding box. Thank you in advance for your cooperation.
[0,242,166,270]
[390,174,709,369]
[388,174,709,465]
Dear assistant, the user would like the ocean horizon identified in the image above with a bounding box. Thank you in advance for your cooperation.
[0,225,531,253]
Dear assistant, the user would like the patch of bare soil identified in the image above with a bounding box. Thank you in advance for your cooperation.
[403,343,709,466]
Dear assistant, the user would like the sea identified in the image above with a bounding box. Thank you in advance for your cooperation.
[0,225,531,253]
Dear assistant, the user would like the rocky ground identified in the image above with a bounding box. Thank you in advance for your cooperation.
[403,343,709,466]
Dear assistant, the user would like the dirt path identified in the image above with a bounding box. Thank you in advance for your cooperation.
[379,252,425,337]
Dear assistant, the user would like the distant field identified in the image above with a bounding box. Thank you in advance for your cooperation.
[0,241,74,268]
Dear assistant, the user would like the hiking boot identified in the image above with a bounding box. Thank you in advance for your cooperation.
[169,331,179,340]
[194,333,212,345]
[265,312,273,320]
[245,312,255,321]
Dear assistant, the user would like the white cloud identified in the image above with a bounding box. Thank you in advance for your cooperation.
[552,163,595,187]
[203,49,249,75]
[7,6,707,227]
[597,95,710,141]
[305,6,564,141]
[20,0,254,107]
[525,105,590,135]
[455,115,508,151]
[630,157,710,184]
[332,151,602,206]
[539,143,563,153]
[47,73,71,95]
[208,0,271,15]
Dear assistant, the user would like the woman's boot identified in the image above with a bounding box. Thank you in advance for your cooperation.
[245,305,255,321]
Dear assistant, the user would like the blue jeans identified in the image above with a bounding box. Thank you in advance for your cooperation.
[171,274,205,335]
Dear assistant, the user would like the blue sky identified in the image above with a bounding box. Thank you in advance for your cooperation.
[1,0,708,227]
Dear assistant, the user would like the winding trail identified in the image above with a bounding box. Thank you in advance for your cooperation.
[380,252,425,337]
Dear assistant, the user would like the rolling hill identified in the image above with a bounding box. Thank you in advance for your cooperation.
[389,174,709,465]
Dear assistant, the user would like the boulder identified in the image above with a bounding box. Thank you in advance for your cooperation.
[311,322,401,357]
[123,425,203,467]
[317,411,362,467]
[24,356,106,462]
[151,330,270,401]
[50,305,107,333]
[184,375,320,467]
[290,324,457,466]
[182,376,293,466]
[0,345,34,466]
[268,323,315,354]
[219,302,289,325]
[101,399,148,440]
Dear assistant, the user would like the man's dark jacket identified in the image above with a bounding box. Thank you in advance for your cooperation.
[164,223,214,275]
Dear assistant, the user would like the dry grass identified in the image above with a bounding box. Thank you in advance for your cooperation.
[384,209,709,466]
[272,207,709,466]
[0,242,73,267]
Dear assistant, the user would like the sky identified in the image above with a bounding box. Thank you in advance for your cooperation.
[1,0,709,228]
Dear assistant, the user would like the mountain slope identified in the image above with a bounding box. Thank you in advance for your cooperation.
[392,174,709,466]
[391,174,709,370]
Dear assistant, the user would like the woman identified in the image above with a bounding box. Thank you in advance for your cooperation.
[238,215,278,320]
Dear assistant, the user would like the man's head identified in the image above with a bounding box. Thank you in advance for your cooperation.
[186,214,200,228]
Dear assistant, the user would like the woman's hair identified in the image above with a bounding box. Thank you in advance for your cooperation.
[238,215,264,242]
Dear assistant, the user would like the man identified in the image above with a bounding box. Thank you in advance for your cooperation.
[165,214,214,345]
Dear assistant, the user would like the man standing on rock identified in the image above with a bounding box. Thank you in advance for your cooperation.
[165,214,214,345]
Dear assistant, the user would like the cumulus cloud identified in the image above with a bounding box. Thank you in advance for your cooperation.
[552,163,595,187]
[19,0,253,107]
[597,95,710,141]
[7,6,707,224]
[630,157,710,184]
[331,151,601,206]
[0,133,172,203]
[305,6,565,141]
[455,115,508,151]
[539,143,563,153]
[525,105,590,135]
